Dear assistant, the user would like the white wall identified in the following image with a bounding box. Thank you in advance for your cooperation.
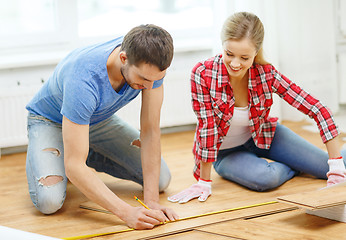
[276,0,339,121]
[337,0,346,104]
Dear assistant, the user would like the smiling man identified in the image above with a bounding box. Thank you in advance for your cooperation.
[25,24,179,229]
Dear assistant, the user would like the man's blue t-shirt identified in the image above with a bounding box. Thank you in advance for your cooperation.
[26,37,163,125]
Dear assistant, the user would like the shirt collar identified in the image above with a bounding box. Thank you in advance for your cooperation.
[217,55,231,88]
[248,64,257,90]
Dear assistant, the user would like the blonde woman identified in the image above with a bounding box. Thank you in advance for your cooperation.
[168,12,346,204]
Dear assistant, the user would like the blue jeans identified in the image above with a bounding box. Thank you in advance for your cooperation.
[26,113,171,214]
[213,123,346,192]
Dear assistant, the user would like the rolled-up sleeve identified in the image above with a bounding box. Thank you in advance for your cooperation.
[271,66,339,143]
[191,63,219,164]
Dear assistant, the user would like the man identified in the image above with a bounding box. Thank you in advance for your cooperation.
[25,24,178,229]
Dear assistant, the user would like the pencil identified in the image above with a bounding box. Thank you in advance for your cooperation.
[134,196,150,210]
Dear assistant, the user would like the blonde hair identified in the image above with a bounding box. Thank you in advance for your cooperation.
[221,12,270,65]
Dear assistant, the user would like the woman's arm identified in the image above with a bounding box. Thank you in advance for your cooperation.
[325,136,342,159]
[200,162,213,180]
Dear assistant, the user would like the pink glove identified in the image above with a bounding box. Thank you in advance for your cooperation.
[167,179,212,203]
[327,157,346,186]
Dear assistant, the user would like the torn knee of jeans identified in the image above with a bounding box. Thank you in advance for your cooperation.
[39,175,63,186]
[42,148,61,157]
[131,139,141,148]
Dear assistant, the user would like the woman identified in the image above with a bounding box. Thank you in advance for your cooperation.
[168,12,346,204]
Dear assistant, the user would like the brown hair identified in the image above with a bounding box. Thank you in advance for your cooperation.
[120,24,174,71]
[221,12,270,65]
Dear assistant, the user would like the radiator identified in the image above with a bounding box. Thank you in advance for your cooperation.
[0,86,39,150]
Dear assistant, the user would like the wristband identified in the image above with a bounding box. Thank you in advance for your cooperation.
[199,178,212,182]
[329,156,343,160]
[198,178,212,188]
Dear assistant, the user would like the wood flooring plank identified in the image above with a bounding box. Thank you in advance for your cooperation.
[277,183,346,210]
[197,209,346,240]
[150,230,237,240]
[80,203,293,240]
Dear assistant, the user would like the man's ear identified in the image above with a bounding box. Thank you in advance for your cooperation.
[119,51,127,64]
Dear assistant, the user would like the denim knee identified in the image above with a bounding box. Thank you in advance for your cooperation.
[216,163,292,192]
[159,169,171,192]
[245,164,295,192]
[246,173,282,192]
[158,161,172,192]
[31,181,66,215]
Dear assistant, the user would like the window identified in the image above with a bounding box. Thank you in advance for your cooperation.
[77,0,214,41]
[0,0,61,50]
[0,0,214,55]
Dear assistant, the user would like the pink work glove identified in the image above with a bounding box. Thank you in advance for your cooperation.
[167,179,212,203]
[327,157,346,186]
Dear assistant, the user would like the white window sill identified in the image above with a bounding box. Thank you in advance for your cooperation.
[0,51,70,70]
[0,37,213,70]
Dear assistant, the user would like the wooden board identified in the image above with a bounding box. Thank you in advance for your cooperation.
[78,203,295,240]
[277,182,346,210]
[197,209,346,240]
[151,230,235,239]
[306,204,346,223]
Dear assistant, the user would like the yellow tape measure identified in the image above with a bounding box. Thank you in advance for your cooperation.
[62,200,278,240]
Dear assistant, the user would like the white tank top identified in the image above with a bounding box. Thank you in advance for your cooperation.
[219,106,252,150]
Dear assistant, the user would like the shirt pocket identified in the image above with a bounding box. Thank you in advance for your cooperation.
[211,97,229,120]
[253,96,273,119]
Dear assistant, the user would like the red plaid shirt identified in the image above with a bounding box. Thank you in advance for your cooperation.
[191,54,339,179]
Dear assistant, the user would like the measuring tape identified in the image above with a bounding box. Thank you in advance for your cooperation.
[62,200,278,240]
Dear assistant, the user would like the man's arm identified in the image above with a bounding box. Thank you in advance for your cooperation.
[140,85,178,221]
[140,85,163,204]
[62,116,165,229]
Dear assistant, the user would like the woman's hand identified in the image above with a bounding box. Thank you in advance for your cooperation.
[327,157,346,186]
[167,179,212,203]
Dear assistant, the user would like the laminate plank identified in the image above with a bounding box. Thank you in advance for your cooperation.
[81,203,293,240]
[197,209,346,240]
[277,183,346,210]
[151,230,237,240]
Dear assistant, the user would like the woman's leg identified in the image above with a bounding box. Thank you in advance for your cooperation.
[87,114,171,192]
[213,147,296,191]
[257,123,341,179]
[26,114,67,214]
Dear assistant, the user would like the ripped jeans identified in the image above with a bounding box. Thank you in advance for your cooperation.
[26,113,171,214]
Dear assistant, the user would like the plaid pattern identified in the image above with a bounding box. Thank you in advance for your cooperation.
[191,55,339,179]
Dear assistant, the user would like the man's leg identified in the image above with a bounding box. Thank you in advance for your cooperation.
[88,114,171,192]
[26,114,67,214]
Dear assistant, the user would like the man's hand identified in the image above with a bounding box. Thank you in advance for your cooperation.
[327,157,346,186]
[123,206,166,230]
[167,179,212,204]
[145,201,179,222]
